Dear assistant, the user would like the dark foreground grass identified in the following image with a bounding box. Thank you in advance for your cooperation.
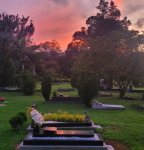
[0,82,144,150]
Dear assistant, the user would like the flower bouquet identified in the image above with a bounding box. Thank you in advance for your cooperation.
[29,108,44,133]
[0,97,5,102]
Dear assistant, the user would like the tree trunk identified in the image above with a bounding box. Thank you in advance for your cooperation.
[108,73,113,90]
[84,100,92,107]
[22,63,24,71]
[119,88,125,98]
[33,67,35,76]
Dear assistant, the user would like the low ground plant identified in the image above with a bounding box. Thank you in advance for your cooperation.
[43,110,85,122]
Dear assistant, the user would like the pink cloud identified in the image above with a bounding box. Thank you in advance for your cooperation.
[0,0,143,50]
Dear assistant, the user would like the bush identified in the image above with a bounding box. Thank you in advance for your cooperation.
[9,112,27,130]
[41,75,52,101]
[20,71,36,95]
[71,70,99,107]
[17,112,27,122]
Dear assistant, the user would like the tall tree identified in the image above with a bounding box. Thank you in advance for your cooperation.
[89,30,144,98]
[86,0,131,38]
[0,33,16,87]
[8,37,31,71]
[0,13,35,42]
[40,40,62,53]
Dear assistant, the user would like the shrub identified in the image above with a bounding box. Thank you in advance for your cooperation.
[20,71,36,95]
[71,70,99,107]
[9,112,27,130]
[41,75,52,101]
[17,112,27,122]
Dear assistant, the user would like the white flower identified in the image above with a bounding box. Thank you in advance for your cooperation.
[30,109,44,126]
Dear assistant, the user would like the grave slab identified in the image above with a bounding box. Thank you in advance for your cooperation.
[18,142,114,150]
[92,100,125,110]
[58,88,74,92]
[0,104,6,106]
[27,120,102,132]
[18,132,115,150]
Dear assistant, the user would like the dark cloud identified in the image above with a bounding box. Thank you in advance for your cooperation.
[49,0,69,6]
[134,18,144,28]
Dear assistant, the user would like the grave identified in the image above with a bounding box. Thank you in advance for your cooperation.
[58,88,74,92]
[23,108,114,150]
[0,104,5,106]
[27,120,102,132]
[19,127,114,150]
[122,96,135,100]
[92,100,125,110]
[50,96,80,103]
[98,93,113,97]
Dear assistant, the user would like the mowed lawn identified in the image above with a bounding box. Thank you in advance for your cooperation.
[0,82,144,150]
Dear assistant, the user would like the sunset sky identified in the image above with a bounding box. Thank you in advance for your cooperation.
[1,0,144,50]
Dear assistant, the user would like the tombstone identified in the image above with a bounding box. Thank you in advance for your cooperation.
[92,100,125,110]
[92,100,102,107]
[18,127,115,150]
[100,79,104,89]
[53,91,57,97]
[0,104,6,106]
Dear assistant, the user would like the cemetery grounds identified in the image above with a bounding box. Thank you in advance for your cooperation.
[0,82,144,150]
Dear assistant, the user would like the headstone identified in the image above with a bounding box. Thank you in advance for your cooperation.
[58,88,74,92]
[92,100,125,110]
[100,79,104,87]
[0,104,5,106]
[53,92,57,97]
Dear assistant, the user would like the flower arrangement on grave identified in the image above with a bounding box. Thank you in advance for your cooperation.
[0,97,5,102]
[43,110,85,122]
[27,107,44,128]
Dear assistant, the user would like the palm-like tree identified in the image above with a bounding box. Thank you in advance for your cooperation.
[7,37,31,71]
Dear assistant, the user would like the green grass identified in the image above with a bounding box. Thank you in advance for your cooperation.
[0,82,144,150]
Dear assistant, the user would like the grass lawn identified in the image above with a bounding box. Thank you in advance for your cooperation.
[0,82,144,150]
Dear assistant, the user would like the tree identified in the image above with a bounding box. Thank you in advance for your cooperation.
[71,50,101,107]
[41,75,52,101]
[8,37,31,71]
[66,27,88,57]
[40,40,62,60]
[71,69,99,107]
[25,45,42,76]
[20,71,36,95]
[0,33,16,88]
[86,0,131,38]
[89,30,144,98]
[0,13,35,42]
